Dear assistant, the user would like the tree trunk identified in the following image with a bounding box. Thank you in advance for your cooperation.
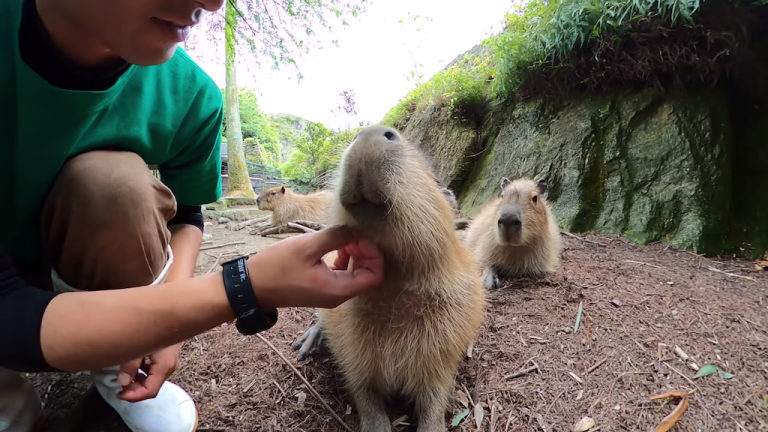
[223,1,255,198]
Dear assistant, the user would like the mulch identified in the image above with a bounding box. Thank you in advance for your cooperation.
[29,230,768,432]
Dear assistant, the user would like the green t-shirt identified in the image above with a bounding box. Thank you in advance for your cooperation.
[0,0,224,266]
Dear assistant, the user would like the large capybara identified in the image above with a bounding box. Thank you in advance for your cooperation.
[464,176,562,290]
[255,185,333,225]
[293,125,486,432]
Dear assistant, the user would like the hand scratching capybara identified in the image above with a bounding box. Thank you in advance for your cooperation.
[464,177,562,290]
[255,185,333,225]
[293,125,486,432]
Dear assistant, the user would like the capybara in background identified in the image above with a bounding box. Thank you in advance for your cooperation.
[255,185,333,225]
[293,125,486,432]
[464,177,562,290]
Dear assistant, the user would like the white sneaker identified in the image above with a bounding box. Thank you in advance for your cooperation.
[0,368,45,432]
[91,366,198,432]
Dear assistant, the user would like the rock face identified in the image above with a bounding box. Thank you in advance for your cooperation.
[396,86,768,257]
[460,89,734,252]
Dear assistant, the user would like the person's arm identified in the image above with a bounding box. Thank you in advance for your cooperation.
[0,251,231,373]
[1,225,384,374]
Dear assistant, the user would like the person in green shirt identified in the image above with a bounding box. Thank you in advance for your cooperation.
[0,0,386,431]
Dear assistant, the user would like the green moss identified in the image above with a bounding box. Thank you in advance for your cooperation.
[570,100,613,232]
[381,49,495,129]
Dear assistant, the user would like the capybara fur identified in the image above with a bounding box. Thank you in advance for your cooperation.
[255,185,333,225]
[293,125,486,432]
[440,186,459,214]
[464,176,562,290]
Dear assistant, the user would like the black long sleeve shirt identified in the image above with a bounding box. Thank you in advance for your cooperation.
[1,0,207,372]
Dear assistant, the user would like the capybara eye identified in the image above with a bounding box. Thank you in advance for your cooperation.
[532,195,538,203]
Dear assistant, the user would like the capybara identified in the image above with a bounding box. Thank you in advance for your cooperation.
[293,125,486,432]
[464,177,562,290]
[255,185,333,225]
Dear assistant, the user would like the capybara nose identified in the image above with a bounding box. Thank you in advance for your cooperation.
[498,214,522,229]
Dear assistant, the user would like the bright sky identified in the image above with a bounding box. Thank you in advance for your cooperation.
[185,0,514,130]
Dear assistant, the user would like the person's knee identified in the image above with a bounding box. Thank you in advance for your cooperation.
[42,150,178,290]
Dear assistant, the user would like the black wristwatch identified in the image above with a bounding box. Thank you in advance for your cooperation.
[220,254,278,335]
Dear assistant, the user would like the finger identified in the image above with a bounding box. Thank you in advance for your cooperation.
[117,374,150,402]
[140,370,167,399]
[333,247,351,270]
[118,385,151,402]
[305,225,359,257]
[117,358,143,387]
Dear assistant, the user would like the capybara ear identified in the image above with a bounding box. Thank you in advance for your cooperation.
[536,178,548,195]
[280,186,286,194]
[500,177,511,190]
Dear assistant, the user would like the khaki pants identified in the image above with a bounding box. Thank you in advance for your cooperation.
[1,150,182,432]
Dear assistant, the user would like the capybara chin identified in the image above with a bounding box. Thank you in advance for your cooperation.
[293,125,486,432]
[464,176,562,290]
[255,185,333,225]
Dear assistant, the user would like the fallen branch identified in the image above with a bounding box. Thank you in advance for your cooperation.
[233,216,271,231]
[249,223,274,235]
[291,220,326,231]
[502,365,538,380]
[258,220,327,236]
[454,219,470,230]
[706,265,755,281]
[199,241,246,251]
[287,222,316,234]
[560,231,606,247]
[255,334,353,432]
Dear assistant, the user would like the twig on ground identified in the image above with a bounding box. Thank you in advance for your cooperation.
[292,220,327,231]
[255,334,354,432]
[287,222,321,233]
[662,362,701,393]
[206,252,225,274]
[624,260,664,269]
[586,358,608,375]
[503,365,538,380]
[706,265,755,281]
[233,216,271,231]
[568,371,584,384]
[199,241,246,251]
[257,221,325,236]
[560,231,607,247]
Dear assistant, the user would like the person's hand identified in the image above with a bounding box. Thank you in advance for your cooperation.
[115,343,181,402]
[246,224,384,309]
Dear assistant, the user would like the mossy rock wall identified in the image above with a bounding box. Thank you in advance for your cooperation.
[458,88,736,253]
[398,86,768,257]
[399,102,481,187]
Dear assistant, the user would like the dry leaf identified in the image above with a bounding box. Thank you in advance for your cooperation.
[653,395,690,432]
[474,403,485,428]
[650,390,691,401]
[456,390,469,408]
[756,260,767,269]
[571,416,596,432]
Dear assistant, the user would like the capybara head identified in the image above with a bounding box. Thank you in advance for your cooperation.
[331,125,455,259]
[494,177,550,246]
[256,185,286,211]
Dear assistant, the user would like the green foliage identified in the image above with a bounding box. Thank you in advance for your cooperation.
[279,121,356,186]
[487,0,766,100]
[222,87,283,167]
[381,52,494,128]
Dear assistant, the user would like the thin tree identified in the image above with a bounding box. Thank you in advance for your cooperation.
[190,0,370,197]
